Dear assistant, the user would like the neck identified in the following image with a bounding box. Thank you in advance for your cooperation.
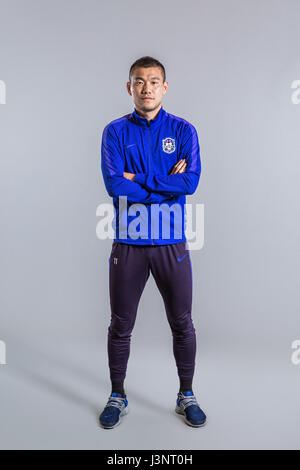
[135,103,162,122]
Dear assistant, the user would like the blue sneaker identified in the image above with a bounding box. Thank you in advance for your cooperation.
[99,392,129,429]
[175,390,206,427]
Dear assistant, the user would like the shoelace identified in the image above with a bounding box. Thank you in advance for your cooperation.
[178,393,199,410]
[105,396,125,411]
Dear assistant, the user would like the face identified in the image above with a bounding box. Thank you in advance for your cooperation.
[127,66,168,113]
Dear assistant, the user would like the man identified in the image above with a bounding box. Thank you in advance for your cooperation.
[99,56,206,429]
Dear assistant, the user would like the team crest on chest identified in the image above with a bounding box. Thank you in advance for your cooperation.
[162,137,176,154]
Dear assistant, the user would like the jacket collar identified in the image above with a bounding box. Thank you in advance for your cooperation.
[131,105,166,128]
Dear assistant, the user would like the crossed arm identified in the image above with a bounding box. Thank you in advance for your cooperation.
[101,123,201,203]
[123,158,187,181]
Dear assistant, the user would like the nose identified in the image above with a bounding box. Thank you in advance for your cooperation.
[142,83,151,94]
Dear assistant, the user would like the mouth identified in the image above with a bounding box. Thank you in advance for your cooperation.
[142,97,153,100]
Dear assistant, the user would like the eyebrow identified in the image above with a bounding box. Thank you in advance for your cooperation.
[134,76,161,80]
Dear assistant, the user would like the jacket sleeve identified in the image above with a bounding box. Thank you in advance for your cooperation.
[134,123,201,196]
[101,124,174,204]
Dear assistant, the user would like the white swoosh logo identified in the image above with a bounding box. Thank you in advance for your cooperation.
[125,144,136,148]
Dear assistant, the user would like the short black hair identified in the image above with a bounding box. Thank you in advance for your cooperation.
[129,56,166,83]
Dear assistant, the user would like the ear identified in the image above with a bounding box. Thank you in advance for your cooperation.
[126,81,132,96]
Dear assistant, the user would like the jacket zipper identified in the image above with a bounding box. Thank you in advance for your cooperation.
[147,121,154,245]
[147,121,151,173]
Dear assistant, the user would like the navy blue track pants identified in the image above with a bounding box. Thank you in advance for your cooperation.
[107,241,196,384]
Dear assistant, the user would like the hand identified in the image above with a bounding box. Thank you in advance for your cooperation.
[123,172,136,181]
[170,159,187,175]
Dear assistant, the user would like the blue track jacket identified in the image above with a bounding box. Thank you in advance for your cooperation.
[101,105,201,245]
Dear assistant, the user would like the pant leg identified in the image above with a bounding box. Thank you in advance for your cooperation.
[108,242,150,383]
[148,241,196,384]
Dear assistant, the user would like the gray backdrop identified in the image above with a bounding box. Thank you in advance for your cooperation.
[1,0,300,450]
